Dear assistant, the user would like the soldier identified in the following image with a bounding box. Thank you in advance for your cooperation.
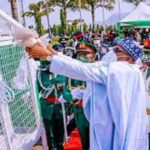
[69,42,98,150]
[92,34,101,48]
[73,31,85,42]
[70,31,85,48]
[58,36,69,48]
[37,59,71,150]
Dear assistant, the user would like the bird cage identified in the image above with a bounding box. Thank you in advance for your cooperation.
[0,9,47,150]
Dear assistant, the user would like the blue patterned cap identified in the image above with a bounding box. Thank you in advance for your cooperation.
[116,37,143,60]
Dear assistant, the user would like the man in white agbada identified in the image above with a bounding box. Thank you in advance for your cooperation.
[26,37,148,150]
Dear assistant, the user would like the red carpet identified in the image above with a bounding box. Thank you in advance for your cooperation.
[64,129,82,150]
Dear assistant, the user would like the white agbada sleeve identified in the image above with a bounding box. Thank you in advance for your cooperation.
[50,55,108,84]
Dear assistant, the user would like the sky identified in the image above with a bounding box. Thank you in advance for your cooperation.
[0,0,136,28]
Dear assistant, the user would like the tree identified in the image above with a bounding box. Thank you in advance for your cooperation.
[123,0,146,6]
[106,25,113,32]
[67,0,89,32]
[83,23,89,33]
[67,0,115,32]
[60,9,65,34]
[67,25,72,35]
[71,19,81,26]
[53,24,58,35]
[99,25,104,32]
[96,24,100,32]
[53,0,87,33]
[113,25,117,32]
[89,24,92,32]
[84,0,115,31]
[9,0,19,21]
[53,0,71,34]
[23,1,54,36]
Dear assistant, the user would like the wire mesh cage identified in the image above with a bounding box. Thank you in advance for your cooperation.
[0,9,47,150]
[0,112,9,150]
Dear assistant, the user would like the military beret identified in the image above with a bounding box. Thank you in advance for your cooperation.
[73,31,84,40]
[52,44,63,52]
[59,37,68,44]
[76,42,97,53]
[92,34,100,40]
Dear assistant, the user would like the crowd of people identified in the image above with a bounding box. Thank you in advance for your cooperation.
[26,30,150,150]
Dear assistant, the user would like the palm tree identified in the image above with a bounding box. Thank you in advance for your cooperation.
[67,0,88,32]
[8,0,19,21]
[50,0,87,33]
[23,1,54,36]
[52,0,71,34]
[123,0,146,6]
[85,0,115,31]
[60,9,66,34]
[67,0,115,31]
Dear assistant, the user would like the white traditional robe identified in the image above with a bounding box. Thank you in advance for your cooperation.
[50,54,148,150]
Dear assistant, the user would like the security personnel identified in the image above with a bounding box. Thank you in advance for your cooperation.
[58,36,69,48]
[70,42,98,150]
[51,44,77,137]
[70,31,85,47]
[37,60,71,150]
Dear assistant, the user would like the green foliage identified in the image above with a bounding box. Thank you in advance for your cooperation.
[83,23,88,33]
[106,25,113,32]
[83,0,115,31]
[67,25,73,35]
[67,0,89,11]
[99,25,104,32]
[53,0,88,34]
[123,0,145,6]
[52,24,62,35]
[23,1,54,36]
[96,24,99,32]
[60,9,66,34]
[53,24,58,36]
[89,24,92,32]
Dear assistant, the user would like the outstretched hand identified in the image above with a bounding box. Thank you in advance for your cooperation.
[26,43,57,59]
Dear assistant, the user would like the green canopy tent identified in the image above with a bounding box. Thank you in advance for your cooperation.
[117,2,150,32]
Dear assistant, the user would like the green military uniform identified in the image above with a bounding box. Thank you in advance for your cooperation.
[68,42,97,150]
[37,60,71,150]
[70,79,89,150]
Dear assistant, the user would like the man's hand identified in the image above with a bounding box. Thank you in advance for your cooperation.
[26,43,55,59]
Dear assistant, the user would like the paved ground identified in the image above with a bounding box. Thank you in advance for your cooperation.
[32,146,43,150]
[32,129,82,150]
